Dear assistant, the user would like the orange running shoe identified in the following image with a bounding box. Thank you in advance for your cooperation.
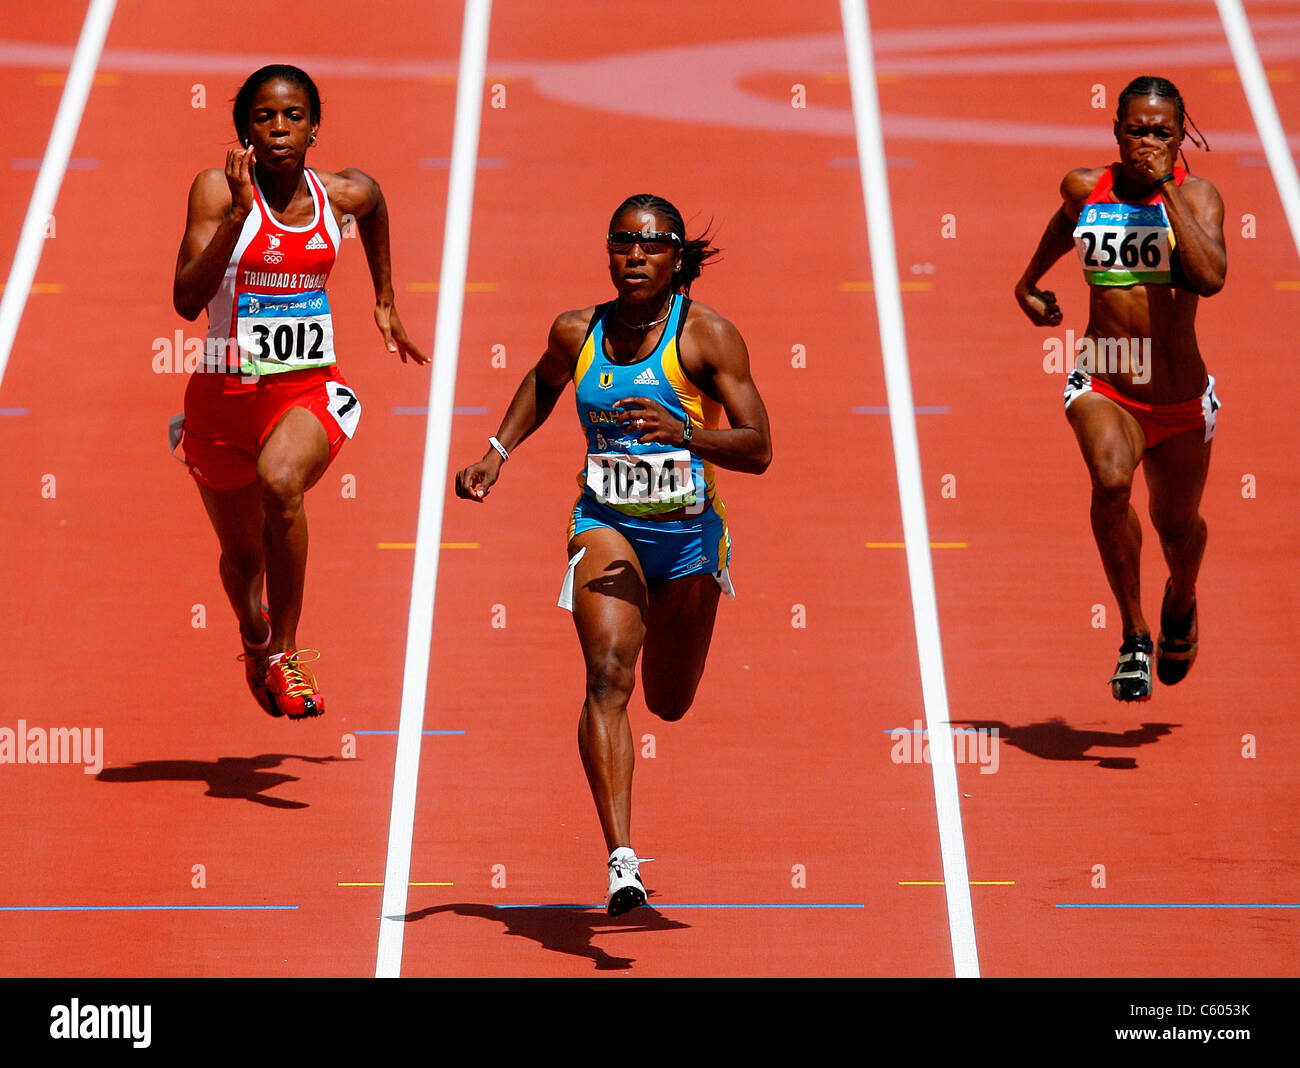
[265,650,325,720]
[238,608,278,717]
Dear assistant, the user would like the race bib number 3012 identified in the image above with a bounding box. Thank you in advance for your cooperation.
[586,449,697,515]
[1074,203,1173,286]
[236,288,337,375]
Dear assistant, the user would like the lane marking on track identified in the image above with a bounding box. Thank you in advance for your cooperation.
[0,905,296,912]
[0,283,64,294]
[420,156,507,168]
[1216,0,1300,262]
[901,881,1016,886]
[866,541,967,549]
[854,405,949,414]
[1056,903,1300,909]
[35,70,119,86]
[1272,280,1300,289]
[841,0,980,979]
[375,0,492,981]
[492,903,867,910]
[0,0,116,394]
[11,158,98,170]
[377,542,480,549]
[405,281,497,292]
[840,280,933,291]
[393,405,490,415]
[0,408,30,416]
[340,882,453,887]
[355,730,466,736]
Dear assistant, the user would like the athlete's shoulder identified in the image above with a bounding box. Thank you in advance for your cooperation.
[1061,166,1109,214]
[187,168,233,215]
[549,306,600,354]
[1179,172,1225,219]
[681,299,744,352]
[313,168,376,214]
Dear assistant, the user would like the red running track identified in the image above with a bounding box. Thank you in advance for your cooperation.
[0,0,1296,978]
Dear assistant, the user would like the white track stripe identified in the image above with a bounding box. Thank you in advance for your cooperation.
[375,0,492,979]
[0,0,116,391]
[839,0,980,978]
[1216,0,1300,261]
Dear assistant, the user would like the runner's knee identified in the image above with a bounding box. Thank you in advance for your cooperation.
[1089,458,1134,502]
[257,462,307,519]
[585,650,636,710]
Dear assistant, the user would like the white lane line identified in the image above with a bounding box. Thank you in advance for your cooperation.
[0,0,116,392]
[1216,0,1300,261]
[839,0,980,979]
[375,0,492,979]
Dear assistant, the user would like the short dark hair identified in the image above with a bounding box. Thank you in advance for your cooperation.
[608,194,720,295]
[233,65,322,146]
[1116,75,1185,128]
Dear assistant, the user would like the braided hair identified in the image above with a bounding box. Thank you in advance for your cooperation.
[1115,76,1209,169]
[608,194,720,294]
[233,65,322,147]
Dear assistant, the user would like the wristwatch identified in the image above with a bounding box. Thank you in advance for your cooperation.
[680,417,693,448]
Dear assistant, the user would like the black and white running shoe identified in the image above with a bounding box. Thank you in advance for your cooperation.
[605,847,647,916]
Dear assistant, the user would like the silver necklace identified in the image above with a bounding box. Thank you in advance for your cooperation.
[615,293,674,332]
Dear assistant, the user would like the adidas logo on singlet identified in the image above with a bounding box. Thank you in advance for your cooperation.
[304,232,328,250]
[633,367,660,386]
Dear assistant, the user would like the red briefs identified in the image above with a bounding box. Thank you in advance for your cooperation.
[181,366,359,491]
[1063,368,1220,450]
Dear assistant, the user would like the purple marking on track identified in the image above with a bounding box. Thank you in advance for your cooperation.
[854,405,949,414]
[12,157,97,169]
[830,156,914,167]
[419,157,506,168]
[0,408,30,416]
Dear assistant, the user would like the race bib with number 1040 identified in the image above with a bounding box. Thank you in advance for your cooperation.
[236,289,337,376]
[1074,203,1173,286]
[586,449,697,516]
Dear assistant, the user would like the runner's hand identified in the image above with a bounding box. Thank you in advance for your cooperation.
[1133,139,1176,186]
[455,455,502,501]
[614,396,686,446]
[225,145,255,217]
[375,302,429,364]
[1015,282,1062,327]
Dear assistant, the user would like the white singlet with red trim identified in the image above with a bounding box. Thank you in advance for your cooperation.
[205,167,343,377]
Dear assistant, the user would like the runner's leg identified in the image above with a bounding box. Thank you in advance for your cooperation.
[1067,391,1148,636]
[641,573,722,721]
[569,526,647,853]
[256,406,331,655]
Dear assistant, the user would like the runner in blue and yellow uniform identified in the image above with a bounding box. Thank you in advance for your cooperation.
[456,194,772,914]
[1015,76,1226,702]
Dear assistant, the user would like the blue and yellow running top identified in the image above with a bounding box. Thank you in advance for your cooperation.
[573,295,724,518]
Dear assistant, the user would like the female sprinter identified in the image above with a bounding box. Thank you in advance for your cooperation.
[173,65,428,719]
[455,194,772,914]
[1015,76,1225,702]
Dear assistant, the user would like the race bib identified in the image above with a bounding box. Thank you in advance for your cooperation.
[586,449,696,515]
[236,289,336,376]
[1074,203,1173,286]
[325,380,361,438]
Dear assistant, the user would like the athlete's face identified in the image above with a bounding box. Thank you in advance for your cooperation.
[607,208,682,304]
[1114,96,1183,183]
[245,79,317,170]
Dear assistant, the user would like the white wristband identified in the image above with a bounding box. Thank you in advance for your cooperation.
[488,436,509,462]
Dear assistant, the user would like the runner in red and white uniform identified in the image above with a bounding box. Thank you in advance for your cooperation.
[1015,75,1225,702]
[173,64,427,718]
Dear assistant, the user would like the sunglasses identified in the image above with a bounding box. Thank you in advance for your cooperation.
[606,230,682,255]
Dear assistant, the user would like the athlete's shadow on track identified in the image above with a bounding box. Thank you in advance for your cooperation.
[96,754,340,808]
[401,899,689,971]
[953,718,1178,770]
